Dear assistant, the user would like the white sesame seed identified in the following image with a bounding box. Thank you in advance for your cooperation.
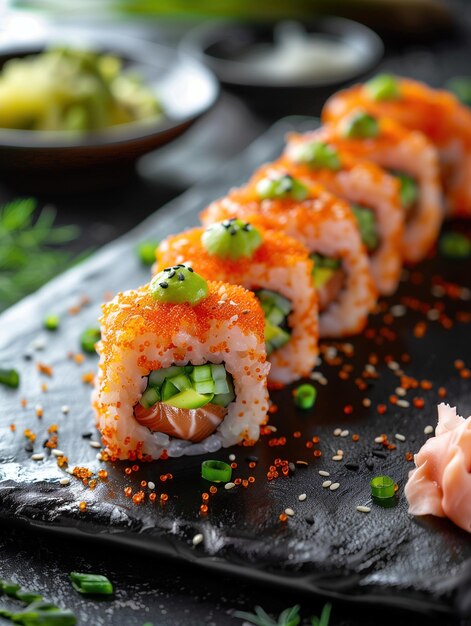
[460,287,471,301]
[298,493,307,501]
[340,430,349,437]
[333,428,342,436]
[60,477,70,486]
[388,361,400,371]
[329,482,340,491]
[356,505,371,513]
[148,481,155,490]
[397,399,410,408]
[225,482,236,490]
[66,468,74,475]
[395,433,406,442]
[332,455,343,461]
[336,449,344,456]
[35,404,43,413]
[31,453,44,461]
[52,449,64,457]
[61,405,70,414]
[265,425,277,432]
[424,425,434,435]
[390,304,406,317]
[318,470,330,477]
[396,387,406,397]
[362,398,371,407]
[365,364,376,374]
[228,454,236,462]
[89,440,101,449]
[284,508,295,516]
[374,436,385,443]
[325,347,337,360]
[96,453,103,461]
[192,533,204,546]
[322,480,332,488]
[32,338,46,350]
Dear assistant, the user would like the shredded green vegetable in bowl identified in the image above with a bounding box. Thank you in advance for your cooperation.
[0,47,163,132]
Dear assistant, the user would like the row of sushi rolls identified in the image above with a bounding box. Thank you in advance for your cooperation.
[94,75,470,532]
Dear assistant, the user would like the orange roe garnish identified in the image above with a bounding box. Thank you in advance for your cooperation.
[344,405,353,415]
[37,363,53,377]
[438,387,447,398]
[202,493,209,502]
[352,434,360,442]
[160,474,168,482]
[279,513,288,522]
[420,380,433,390]
[82,372,95,385]
[248,462,256,469]
[377,404,387,415]
[209,486,217,494]
[132,491,145,505]
[405,452,414,462]
[47,424,58,434]
[124,487,132,497]
[293,431,301,438]
[9,424,15,432]
[413,322,427,339]
[312,436,320,443]
[41,383,48,392]
[305,441,313,449]
[230,462,237,469]
[98,470,108,480]
[89,479,97,490]
[24,429,36,441]
[74,353,85,365]
[413,397,425,409]
[160,493,168,502]
[234,478,242,485]
[460,368,471,379]
[56,455,68,468]
[140,481,147,488]
[132,464,139,472]
[200,504,208,515]
[21,398,27,408]
[248,476,255,483]
[79,501,87,512]
[149,493,157,502]
[313,450,322,458]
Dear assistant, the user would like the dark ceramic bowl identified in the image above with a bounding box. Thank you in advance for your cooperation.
[181,17,383,118]
[0,29,219,192]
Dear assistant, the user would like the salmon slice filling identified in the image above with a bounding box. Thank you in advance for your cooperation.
[134,402,226,443]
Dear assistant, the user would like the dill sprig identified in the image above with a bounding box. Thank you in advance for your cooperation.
[0,198,82,311]
[234,603,332,626]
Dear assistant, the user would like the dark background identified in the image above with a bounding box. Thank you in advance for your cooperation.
[1,2,471,625]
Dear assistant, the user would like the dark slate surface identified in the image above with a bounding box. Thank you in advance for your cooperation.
[0,117,470,625]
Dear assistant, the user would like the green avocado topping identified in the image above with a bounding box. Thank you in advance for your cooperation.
[343,111,380,139]
[202,219,262,261]
[365,74,401,101]
[351,204,379,252]
[150,265,208,306]
[256,174,309,201]
[290,140,341,171]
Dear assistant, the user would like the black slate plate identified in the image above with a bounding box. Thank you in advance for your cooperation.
[0,117,470,620]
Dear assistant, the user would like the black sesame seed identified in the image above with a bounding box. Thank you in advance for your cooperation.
[288,462,296,475]
[23,352,33,361]
[372,450,387,459]
[82,432,93,439]
[159,281,169,289]
[304,517,315,525]
[246,455,258,463]
[187,267,194,272]
[25,442,34,453]
[163,267,171,272]
[365,457,374,470]
[167,270,176,279]
[229,228,237,236]
[242,223,251,231]
[222,221,231,229]
[345,462,359,471]
[178,273,185,281]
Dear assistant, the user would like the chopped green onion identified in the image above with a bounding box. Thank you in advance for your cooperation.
[80,328,101,353]
[256,174,308,201]
[201,459,232,483]
[351,205,379,251]
[290,141,341,171]
[136,240,159,266]
[393,171,419,213]
[2,582,21,595]
[43,314,60,331]
[343,112,380,139]
[0,368,19,389]
[15,591,44,604]
[439,232,471,259]
[293,383,317,410]
[10,602,77,625]
[69,572,113,596]
[365,74,400,101]
[446,76,471,107]
[370,475,395,499]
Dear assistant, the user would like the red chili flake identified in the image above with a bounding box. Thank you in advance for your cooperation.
[460,369,471,379]
[387,444,396,451]
[438,386,447,398]
[377,404,387,415]
[401,353,411,363]
[413,397,425,409]
[343,405,353,415]
[132,464,139,472]
[89,479,97,490]
[160,450,169,461]
[268,404,278,414]
[413,322,427,338]
[365,328,376,340]
[389,395,398,405]
[312,436,320,444]
[339,371,349,381]
[37,363,53,377]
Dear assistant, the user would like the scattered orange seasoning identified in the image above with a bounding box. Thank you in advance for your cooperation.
[37,363,53,377]
[9,424,15,432]
[405,452,414,462]
[209,486,217,494]
[124,487,132,497]
[41,383,48,392]
[460,368,471,379]
[200,504,208,515]
[352,434,360,442]
[344,405,353,415]
[149,492,157,502]
[21,398,27,408]
[413,321,427,338]
[74,353,85,365]
[279,513,288,522]
[36,406,43,418]
[160,493,168,502]
[438,386,447,398]
[133,491,145,505]
[82,372,95,385]
[377,404,387,415]
[56,455,68,468]
[79,501,87,512]
[98,470,108,480]
[47,424,58,433]
[413,397,425,409]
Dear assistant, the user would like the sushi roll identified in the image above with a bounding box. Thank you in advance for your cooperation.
[313,115,442,264]
[323,74,471,218]
[280,129,404,295]
[93,267,270,460]
[156,221,318,385]
[201,165,377,338]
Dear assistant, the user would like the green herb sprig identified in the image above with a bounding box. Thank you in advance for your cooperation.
[0,198,82,312]
[0,579,76,625]
[310,603,332,626]
[234,604,301,626]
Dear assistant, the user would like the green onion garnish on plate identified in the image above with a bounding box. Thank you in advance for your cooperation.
[80,328,101,353]
[201,459,232,483]
[69,572,113,595]
[370,475,395,499]
[293,384,317,410]
[0,368,19,389]
[137,240,159,266]
[439,232,471,259]
[43,314,60,331]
